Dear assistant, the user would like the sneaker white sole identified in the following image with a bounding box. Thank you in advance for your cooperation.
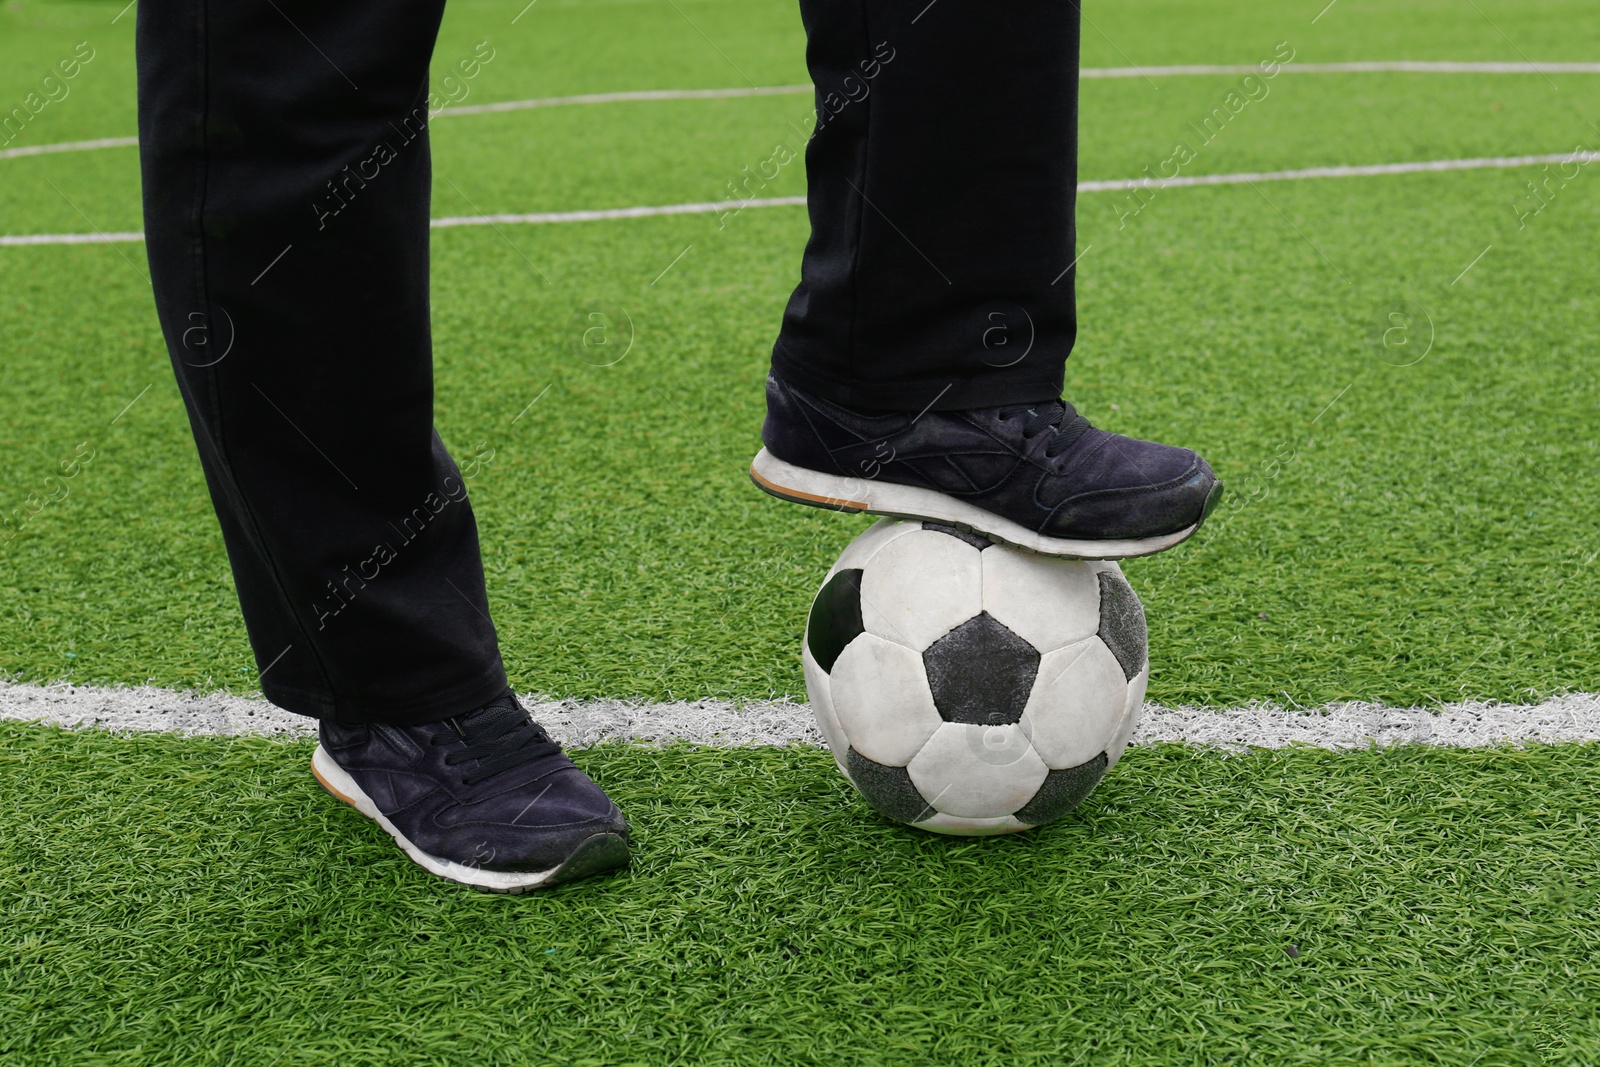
[750,447,1205,560]
[311,745,627,893]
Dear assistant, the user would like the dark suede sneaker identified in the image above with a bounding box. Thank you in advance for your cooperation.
[751,374,1222,559]
[311,691,629,893]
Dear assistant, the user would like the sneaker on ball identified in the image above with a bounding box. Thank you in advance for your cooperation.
[311,691,629,893]
[751,374,1222,559]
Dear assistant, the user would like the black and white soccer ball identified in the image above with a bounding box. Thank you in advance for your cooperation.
[803,519,1148,836]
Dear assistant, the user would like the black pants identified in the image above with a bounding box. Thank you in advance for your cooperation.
[136,0,1082,724]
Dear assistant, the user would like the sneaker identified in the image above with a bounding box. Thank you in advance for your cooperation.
[311,691,629,893]
[751,374,1222,559]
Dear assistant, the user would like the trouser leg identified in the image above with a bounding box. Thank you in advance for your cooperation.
[137,0,507,724]
[772,0,1082,412]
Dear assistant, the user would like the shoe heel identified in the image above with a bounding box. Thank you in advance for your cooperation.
[310,745,361,808]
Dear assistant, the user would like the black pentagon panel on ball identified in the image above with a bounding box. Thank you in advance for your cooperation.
[845,747,933,824]
[920,521,994,551]
[807,568,865,673]
[1096,569,1148,681]
[921,611,1039,725]
[1012,752,1109,826]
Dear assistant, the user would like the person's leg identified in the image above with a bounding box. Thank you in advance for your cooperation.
[137,0,627,890]
[137,0,503,724]
[756,0,1222,559]
[774,0,1081,412]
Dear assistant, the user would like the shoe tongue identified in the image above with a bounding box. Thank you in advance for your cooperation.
[458,692,529,743]
[997,399,1066,421]
[1044,400,1083,425]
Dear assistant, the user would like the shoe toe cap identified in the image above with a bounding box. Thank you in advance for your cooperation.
[492,818,630,875]
[1048,443,1220,540]
[428,769,630,873]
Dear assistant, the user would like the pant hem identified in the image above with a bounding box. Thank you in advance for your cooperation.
[770,343,1065,412]
[264,660,510,726]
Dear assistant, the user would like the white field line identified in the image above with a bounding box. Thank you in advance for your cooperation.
[5,148,1592,247]
[1079,60,1600,78]
[436,84,813,116]
[4,681,1600,751]
[0,135,138,161]
[5,61,1594,164]
[429,196,808,229]
[1075,151,1600,193]
[0,229,147,245]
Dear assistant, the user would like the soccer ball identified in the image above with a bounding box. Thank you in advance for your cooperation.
[803,519,1148,836]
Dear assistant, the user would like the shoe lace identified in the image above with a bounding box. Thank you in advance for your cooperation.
[433,692,563,786]
[996,400,1093,458]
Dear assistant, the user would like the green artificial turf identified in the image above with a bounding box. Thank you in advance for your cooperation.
[5,5,1600,1063]
[2,0,1599,708]
[3,724,1598,1066]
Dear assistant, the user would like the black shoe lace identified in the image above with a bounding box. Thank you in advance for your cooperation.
[996,400,1093,458]
[433,692,563,786]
